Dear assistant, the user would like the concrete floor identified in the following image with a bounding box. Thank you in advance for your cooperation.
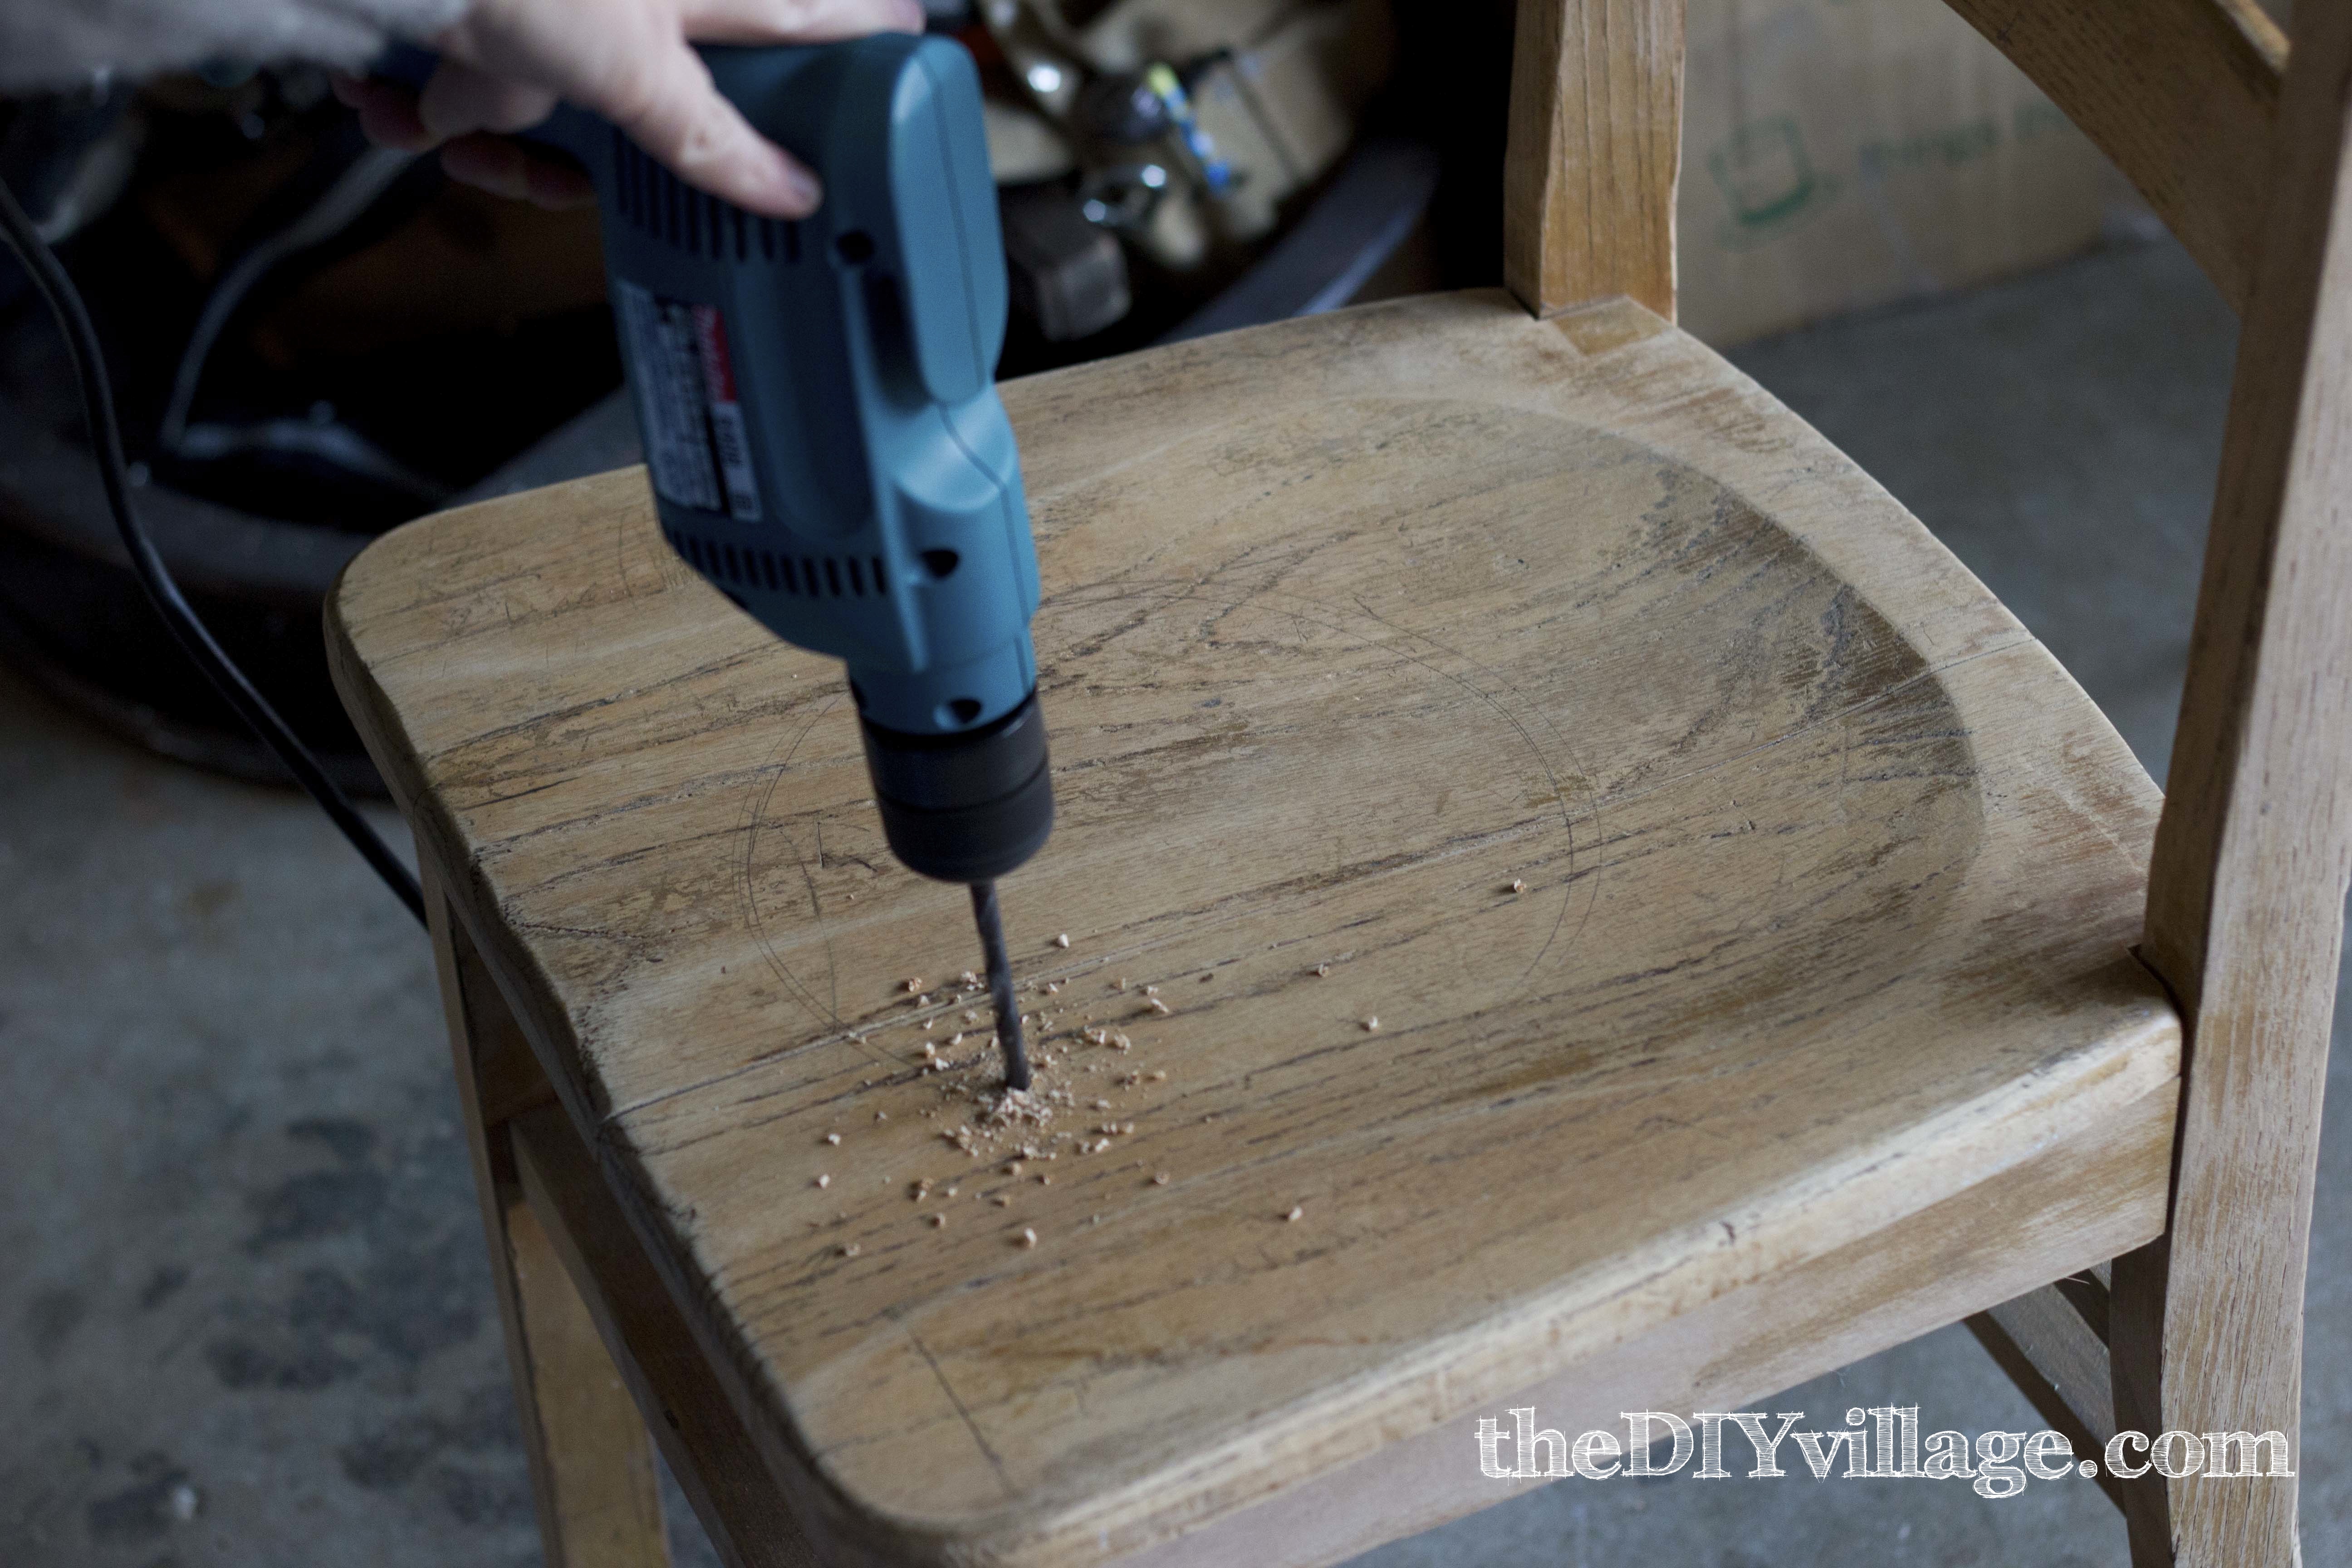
[4,235,2347,1567]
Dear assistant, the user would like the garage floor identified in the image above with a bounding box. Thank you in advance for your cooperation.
[5,236,2346,1567]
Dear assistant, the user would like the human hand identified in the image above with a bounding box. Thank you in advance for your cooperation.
[332,0,926,215]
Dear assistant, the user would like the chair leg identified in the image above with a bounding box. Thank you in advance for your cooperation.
[427,871,672,1568]
[2106,1239,2176,1568]
[2111,1230,2308,1568]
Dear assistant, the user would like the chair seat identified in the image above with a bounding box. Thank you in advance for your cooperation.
[330,289,2182,1566]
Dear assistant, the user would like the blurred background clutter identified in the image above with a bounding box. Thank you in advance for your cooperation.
[0,0,2141,803]
[13,5,2319,1566]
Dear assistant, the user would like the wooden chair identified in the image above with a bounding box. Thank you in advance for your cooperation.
[324,2,2351,1563]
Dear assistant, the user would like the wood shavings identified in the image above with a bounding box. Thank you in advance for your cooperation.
[815,1174,831,1188]
[931,1213,947,1228]
[1508,879,1525,894]
[1150,1070,1167,1082]
[1153,1172,1171,1185]
[1147,997,1171,1015]
[1312,963,1331,978]
[875,1111,888,1121]
[945,1185,960,1198]
[1054,933,1071,948]
[1045,981,1061,995]
[992,1195,1012,1207]
[1019,1227,1039,1247]
[1143,985,1159,996]
[1285,1206,1303,1222]
[902,977,925,993]
[1037,1173,1051,1185]
[839,1243,860,1257]
[1362,1016,1380,1032]
[980,1087,1050,1127]
[1113,977,1129,990]
[825,1132,841,1146]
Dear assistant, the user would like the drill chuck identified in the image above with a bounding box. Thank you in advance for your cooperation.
[859,692,1053,883]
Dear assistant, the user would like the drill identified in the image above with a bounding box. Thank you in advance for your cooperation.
[585,36,1054,1087]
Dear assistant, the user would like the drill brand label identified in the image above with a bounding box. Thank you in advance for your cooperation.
[616,281,763,523]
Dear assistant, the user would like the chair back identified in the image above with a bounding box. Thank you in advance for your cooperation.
[1503,5,2352,1560]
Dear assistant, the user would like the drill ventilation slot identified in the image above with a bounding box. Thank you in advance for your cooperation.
[667,530,890,601]
[611,131,803,263]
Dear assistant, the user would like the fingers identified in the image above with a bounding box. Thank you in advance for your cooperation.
[418,59,559,141]
[417,0,925,217]
[440,134,598,208]
[601,39,823,216]
[330,72,433,151]
[679,0,926,43]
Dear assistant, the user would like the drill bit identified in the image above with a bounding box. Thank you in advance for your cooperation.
[969,881,1030,1091]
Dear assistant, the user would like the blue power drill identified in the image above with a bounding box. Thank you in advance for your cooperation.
[584,36,1052,1086]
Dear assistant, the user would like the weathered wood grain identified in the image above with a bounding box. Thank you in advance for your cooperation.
[514,1103,822,1568]
[1940,0,2285,314]
[428,877,669,1568]
[2129,4,2352,1564]
[1503,0,1683,320]
[1133,1079,2170,1568]
[336,292,2179,1566]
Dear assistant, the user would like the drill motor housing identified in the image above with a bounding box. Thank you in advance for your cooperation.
[589,35,1053,883]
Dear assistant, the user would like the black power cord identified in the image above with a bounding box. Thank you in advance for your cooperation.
[0,174,428,927]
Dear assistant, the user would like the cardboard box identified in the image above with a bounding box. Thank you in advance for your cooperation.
[1677,0,2133,345]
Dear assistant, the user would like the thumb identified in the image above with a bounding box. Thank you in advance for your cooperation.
[604,40,822,218]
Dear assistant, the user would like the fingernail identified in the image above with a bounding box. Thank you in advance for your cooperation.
[783,164,823,215]
[897,0,927,29]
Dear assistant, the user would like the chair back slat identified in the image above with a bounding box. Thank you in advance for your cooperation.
[1502,0,1684,320]
[1499,0,2286,319]
[1943,0,2284,311]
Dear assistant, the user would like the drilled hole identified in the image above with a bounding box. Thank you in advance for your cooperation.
[921,549,959,579]
[948,697,983,725]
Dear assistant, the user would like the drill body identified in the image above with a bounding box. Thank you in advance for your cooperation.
[588,36,1053,885]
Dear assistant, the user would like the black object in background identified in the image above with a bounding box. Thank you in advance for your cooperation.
[0,169,426,923]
